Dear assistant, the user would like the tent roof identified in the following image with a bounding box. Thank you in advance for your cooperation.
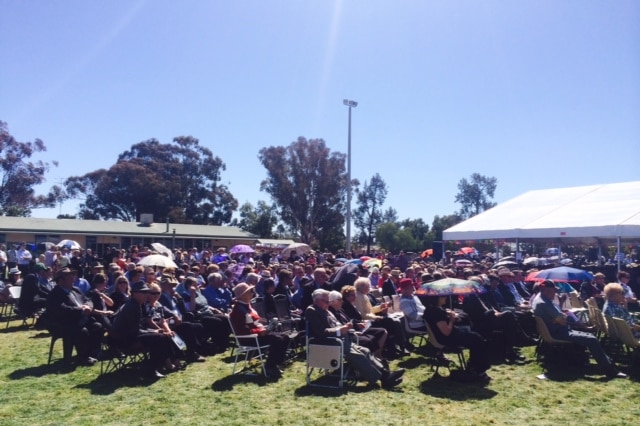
[443,181,640,243]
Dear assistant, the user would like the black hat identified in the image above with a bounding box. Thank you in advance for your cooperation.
[131,281,151,293]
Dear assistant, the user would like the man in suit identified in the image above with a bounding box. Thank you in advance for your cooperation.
[382,269,401,298]
[46,267,104,365]
[305,289,404,389]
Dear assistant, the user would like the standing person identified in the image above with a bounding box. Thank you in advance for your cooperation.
[16,242,33,275]
[229,282,290,378]
[0,243,7,280]
[46,267,104,365]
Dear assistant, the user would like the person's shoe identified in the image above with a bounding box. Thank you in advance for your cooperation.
[187,353,206,363]
[381,368,405,386]
[381,376,403,389]
[505,350,526,362]
[148,369,165,379]
[606,369,627,379]
[79,357,97,366]
[265,366,283,378]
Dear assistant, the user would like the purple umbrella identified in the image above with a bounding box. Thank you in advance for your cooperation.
[229,244,255,254]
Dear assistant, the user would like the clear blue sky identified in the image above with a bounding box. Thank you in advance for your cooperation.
[2,1,639,226]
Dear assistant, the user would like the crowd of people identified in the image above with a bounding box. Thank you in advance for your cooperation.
[1,242,638,385]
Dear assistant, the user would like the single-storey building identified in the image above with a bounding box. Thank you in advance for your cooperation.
[0,216,258,256]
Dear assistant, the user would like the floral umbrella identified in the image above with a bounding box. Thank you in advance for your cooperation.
[56,239,82,250]
[416,277,486,296]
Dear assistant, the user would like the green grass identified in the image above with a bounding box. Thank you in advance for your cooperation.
[1,320,639,426]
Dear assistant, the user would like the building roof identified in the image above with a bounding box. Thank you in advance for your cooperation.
[443,181,640,243]
[0,216,257,241]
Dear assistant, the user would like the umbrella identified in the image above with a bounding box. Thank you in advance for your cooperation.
[281,242,311,258]
[151,242,174,259]
[137,254,178,269]
[330,263,360,290]
[416,277,487,296]
[421,248,434,258]
[454,259,473,267]
[493,260,518,269]
[229,244,255,254]
[56,239,82,250]
[346,258,363,265]
[459,247,476,255]
[523,257,539,266]
[363,258,382,269]
[525,266,593,283]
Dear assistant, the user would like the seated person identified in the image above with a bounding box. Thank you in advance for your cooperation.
[423,294,492,383]
[617,271,638,311]
[85,273,115,331]
[462,276,531,362]
[229,282,290,378]
[109,275,131,312]
[306,289,404,388]
[182,276,231,351]
[202,272,233,313]
[46,267,104,366]
[328,290,387,359]
[18,273,48,317]
[353,277,407,356]
[532,279,626,379]
[603,282,640,337]
[145,283,185,371]
[398,278,427,331]
[111,281,176,378]
[580,273,606,307]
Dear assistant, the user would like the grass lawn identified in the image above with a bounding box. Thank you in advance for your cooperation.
[1,320,639,426]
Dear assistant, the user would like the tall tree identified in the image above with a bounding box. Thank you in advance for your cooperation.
[0,121,60,216]
[454,173,498,219]
[237,201,278,238]
[354,173,388,253]
[375,222,416,254]
[65,137,238,224]
[258,137,347,247]
[399,218,430,251]
[381,207,398,223]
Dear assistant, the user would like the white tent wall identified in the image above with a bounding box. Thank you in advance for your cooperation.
[443,181,640,245]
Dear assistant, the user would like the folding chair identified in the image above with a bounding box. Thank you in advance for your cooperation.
[227,315,270,376]
[533,316,573,362]
[424,321,467,377]
[4,286,31,328]
[401,315,427,349]
[305,322,349,388]
[610,317,640,363]
[251,297,266,320]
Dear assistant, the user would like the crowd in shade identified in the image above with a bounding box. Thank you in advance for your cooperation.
[1,242,638,383]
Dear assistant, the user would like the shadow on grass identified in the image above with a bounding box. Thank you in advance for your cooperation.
[211,373,273,391]
[419,374,498,400]
[7,360,77,379]
[75,367,161,395]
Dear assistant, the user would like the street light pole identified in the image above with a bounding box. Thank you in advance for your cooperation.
[343,99,358,254]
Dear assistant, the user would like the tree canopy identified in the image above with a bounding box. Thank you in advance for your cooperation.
[354,173,388,253]
[454,173,497,219]
[258,137,347,249]
[237,201,278,238]
[64,137,237,224]
[0,120,59,216]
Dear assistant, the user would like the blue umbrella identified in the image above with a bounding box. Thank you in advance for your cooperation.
[525,266,593,283]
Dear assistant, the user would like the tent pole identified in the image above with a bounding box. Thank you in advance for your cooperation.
[617,237,621,272]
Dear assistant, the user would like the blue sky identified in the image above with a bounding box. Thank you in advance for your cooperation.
[1,1,639,227]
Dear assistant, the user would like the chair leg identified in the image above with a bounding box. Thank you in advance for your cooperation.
[48,336,58,364]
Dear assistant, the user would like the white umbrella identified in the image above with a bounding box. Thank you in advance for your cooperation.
[281,242,311,259]
[56,239,82,250]
[151,242,174,260]
[137,254,178,269]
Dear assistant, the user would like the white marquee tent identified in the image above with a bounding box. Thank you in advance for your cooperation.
[443,181,640,244]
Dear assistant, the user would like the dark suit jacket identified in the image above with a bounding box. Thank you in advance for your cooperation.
[46,285,93,331]
[497,283,517,307]
[305,304,342,339]
[381,279,397,298]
